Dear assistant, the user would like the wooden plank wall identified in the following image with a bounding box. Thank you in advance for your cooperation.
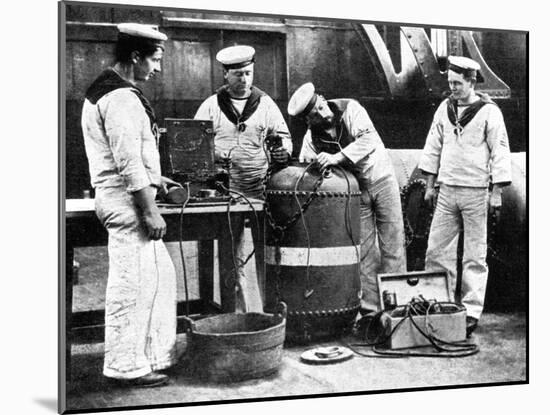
[63,5,380,197]
[63,3,527,198]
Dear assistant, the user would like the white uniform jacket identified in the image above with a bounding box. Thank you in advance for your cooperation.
[194,89,292,198]
[299,99,395,190]
[419,98,512,187]
[82,87,162,192]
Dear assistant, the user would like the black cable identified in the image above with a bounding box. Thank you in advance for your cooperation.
[293,162,316,298]
[225,188,262,253]
[217,182,261,268]
[216,138,271,306]
[343,309,412,358]
[346,300,480,358]
[411,301,478,352]
[225,197,240,292]
[333,165,361,285]
[318,127,344,153]
[371,343,479,358]
[178,183,191,316]
[404,311,476,354]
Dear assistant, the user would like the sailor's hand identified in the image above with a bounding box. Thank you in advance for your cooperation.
[270,146,289,164]
[160,176,181,195]
[317,152,342,171]
[215,150,232,168]
[424,187,439,210]
[488,189,502,222]
[299,154,316,163]
[143,207,167,240]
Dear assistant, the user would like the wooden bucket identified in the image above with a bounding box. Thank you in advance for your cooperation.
[183,303,287,382]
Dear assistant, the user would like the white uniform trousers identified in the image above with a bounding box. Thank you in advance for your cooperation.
[425,184,489,319]
[360,175,407,310]
[230,180,264,313]
[95,186,177,379]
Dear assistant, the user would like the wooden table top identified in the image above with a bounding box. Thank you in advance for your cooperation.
[65,198,264,218]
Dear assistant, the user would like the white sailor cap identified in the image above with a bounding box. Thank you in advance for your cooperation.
[117,23,167,41]
[287,82,318,117]
[448,56,481,71]
[216,45,256,69]
[447,56,484,82]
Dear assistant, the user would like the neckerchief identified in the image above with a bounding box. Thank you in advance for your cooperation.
[309,101,350,154]
[216,85,265,132]
[446,92,494,136]
[85,68,159,140]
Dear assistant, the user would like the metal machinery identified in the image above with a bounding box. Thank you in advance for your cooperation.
[355,25,511,99]
[354,25,526,310]
[264,163,362,342]
[262,27,526,340]
[159,118,229,203]
[390,149,527,309]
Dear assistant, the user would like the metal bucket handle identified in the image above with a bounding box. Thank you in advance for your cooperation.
[275,301,287,320]
[181,315,196,333]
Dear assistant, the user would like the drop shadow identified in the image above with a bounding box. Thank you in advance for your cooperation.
[34,398,57,412]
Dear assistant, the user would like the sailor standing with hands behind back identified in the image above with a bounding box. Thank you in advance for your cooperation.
[419,56,512,337]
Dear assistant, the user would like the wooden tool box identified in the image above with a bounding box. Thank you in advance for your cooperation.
[377,270,467,349]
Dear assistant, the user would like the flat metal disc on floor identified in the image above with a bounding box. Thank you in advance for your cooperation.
[300,346,354,364]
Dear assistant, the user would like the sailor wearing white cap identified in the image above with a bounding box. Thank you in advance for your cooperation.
[81,23,179,387]
[117,22,168,41]
[419,56,512,336]
[215,44,256,69]
[447,56,484,83]
[290,83,406,313]
[195,45,292,312]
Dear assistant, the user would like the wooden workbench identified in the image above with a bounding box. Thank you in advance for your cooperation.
[62,197,265,346]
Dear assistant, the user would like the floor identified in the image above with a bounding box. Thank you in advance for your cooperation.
[64,240,527,412]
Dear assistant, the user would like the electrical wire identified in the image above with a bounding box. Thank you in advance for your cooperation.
[220,136,264,271]
[370,343,479,358]
[344,300,479,358]
[216,182,261,268]
[178,183,191,316]
[225,197,241,293]
[333,165,361,283]
[144,242,162,360]
[293,162,317,299]
[317,123,345,153]
[221,185,262,309]
[370,304,479,357]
